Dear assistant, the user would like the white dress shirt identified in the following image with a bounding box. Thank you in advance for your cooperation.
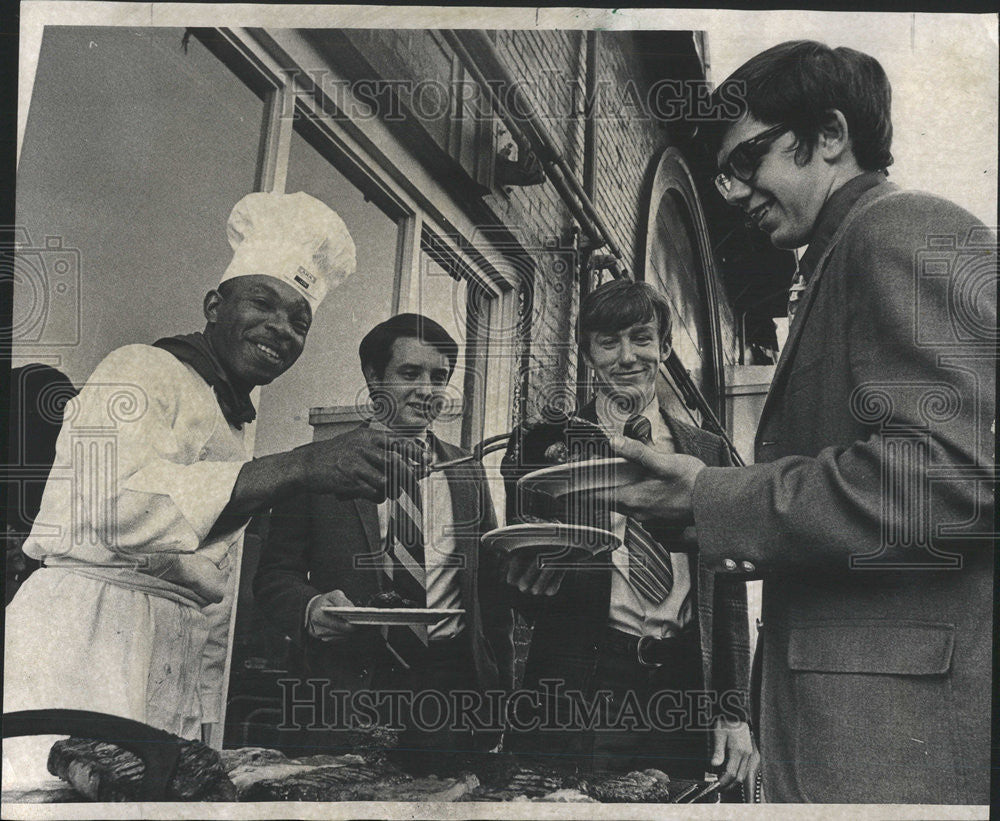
[376,439,463,640]
[595,393,693,638]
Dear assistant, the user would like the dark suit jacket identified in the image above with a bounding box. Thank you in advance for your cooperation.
[693,180,995,803]
[254,430,514,702]
[501,403,751,735]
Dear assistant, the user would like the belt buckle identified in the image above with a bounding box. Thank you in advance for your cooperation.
[636,634,663,669]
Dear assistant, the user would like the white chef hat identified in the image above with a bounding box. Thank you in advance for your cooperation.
[221,191,357,309]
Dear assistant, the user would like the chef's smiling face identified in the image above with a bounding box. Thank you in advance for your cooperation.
[204,275,311,391]
[584,318,669,407]
[716,115,833,250]
[364,336,452,434]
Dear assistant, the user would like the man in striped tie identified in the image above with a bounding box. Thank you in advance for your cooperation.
[256,314,513,772]
[502,280,754,792]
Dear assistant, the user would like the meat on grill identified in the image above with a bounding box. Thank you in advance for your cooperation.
[47,737,236,802]
[46,733,716,804]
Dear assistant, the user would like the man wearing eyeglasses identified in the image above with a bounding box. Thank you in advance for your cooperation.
[601,41,995,804]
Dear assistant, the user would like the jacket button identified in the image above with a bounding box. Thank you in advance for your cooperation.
[722,559,737,571]
[740,560,756,573]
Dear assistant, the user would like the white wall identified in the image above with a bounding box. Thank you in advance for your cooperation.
[708,12,998,228]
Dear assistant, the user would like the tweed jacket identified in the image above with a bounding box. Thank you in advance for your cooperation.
[693,178,995,803]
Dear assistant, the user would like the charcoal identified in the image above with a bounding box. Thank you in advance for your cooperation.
[47,737,236,802]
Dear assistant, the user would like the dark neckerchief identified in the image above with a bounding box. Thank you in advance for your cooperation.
[798,170,889,281]
[152,332,256,429]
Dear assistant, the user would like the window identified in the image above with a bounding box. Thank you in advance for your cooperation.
[413,232,495,448]
[14,26,266,386]
[252,120,403,455]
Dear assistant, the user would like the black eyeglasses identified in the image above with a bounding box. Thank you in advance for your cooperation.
[714,124,790,197]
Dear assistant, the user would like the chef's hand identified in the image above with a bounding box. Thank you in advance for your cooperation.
[501,550,568,596]
[595,436,707,525]
[306,589,359,641]
[297,427,428,503]
[710,717,756,793]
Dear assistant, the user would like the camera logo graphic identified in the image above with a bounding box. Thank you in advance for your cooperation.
[3,227,82,350]
[915,226,997,349]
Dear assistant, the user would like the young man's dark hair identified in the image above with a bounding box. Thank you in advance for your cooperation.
[702,40,894,172]
[358,313,459,379]
[579,279,673,347]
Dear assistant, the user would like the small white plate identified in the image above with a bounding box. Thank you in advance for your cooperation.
[518,456,646,499]
[319,607,464,625]
[481,522,620,557]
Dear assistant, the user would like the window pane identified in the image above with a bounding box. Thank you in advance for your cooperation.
[253,126,400,454]
[413,250,468,446]
[14,26,264,387]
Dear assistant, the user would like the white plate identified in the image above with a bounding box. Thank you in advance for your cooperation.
[319,607,464,625]
[518,456,647,498]
[481,522,620,557]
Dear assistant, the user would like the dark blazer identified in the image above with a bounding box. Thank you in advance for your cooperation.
[254,430,514,701]
[502,403,751,737]
[693,181,995,803]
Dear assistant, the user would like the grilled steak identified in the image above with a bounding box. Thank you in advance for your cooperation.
[47,737,236,802]
[241,762,407,801]
[585,768,673,803]
[366,591,419,609]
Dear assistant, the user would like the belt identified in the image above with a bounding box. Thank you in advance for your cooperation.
[40,560,211,609]
[601,625,697,669]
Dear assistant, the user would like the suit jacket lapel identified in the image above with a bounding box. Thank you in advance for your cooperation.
[430,433,477,607]
[756,183,904,440]
[661,410,699,459]
[353,498,385,592]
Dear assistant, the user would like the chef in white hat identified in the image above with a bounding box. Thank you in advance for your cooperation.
[4,192,420,781]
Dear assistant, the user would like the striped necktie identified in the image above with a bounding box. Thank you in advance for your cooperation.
[383,439,428,668]
[622,415,673,604]
[787,267,807,327]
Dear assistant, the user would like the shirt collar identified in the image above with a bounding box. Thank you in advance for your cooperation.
[798,171,888,281]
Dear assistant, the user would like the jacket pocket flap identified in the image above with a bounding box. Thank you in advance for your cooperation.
[788,620,955,675]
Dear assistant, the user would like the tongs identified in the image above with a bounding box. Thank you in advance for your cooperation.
[427,432,511,472]
[671,778,721,803]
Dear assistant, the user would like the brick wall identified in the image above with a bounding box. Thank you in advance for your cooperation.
[484,31,671,429]
[479,31,675,683]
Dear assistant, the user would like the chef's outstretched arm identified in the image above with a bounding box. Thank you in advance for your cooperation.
[208,426,423,538]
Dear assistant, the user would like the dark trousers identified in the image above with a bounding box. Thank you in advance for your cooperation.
[371,632,480,774]
[511,625,710,779]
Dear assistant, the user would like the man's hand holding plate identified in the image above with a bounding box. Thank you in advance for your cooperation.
[595,435,707,526]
